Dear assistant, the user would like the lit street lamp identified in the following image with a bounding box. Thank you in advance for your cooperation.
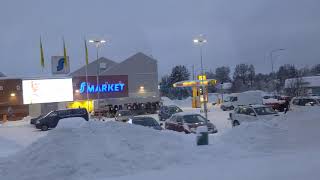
[193,34,208,124]
[89,38,107,120]
[270,48,285,74]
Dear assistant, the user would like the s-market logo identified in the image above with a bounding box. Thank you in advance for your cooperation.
[57,58,65,71]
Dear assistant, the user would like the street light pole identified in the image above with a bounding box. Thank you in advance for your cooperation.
[193,35,208,124]
[89,39,106,120]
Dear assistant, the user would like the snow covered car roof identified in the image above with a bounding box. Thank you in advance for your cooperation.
[173,112,203,116]
[292,96,320,99]
[239,104,270,108]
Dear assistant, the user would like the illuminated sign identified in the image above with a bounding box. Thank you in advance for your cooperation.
[79,82,125,93]
[22,79,73,104]
[198,75,207,81]
[73,75,129,100]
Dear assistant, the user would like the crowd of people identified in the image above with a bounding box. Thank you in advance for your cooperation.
[93,102,161,118]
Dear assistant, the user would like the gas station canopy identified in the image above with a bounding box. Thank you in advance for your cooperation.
[173,79,217,87]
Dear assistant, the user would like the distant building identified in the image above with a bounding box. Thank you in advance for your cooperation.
[0,72,5,77]
[69,52,160,110]
[285,75,320,96]
[0,52,160,120]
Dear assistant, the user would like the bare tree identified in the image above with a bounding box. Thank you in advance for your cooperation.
[285,73,309,97]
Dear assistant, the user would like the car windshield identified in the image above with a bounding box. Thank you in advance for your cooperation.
[183,115,206,123]
[168,106,182,113]
[254,107,277,115]
[43,111,54,118]
[224,96,237,102]
[133,118,159,127]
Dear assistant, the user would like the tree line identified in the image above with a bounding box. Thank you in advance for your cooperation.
[160,64,320,99]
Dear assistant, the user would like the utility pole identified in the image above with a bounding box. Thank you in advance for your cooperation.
[193,35,208,123]
[89,39,106,120]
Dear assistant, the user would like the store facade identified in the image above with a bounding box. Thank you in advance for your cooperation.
[0,52,160,120]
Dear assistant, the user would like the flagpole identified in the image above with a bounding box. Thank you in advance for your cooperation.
[84,39,90,114]
[85,63,90,113]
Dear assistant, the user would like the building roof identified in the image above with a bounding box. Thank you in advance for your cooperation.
[70,57,117,77]
[285,75,320,88]
[100,52,157,75]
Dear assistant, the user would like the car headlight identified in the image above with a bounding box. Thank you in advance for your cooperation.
[36,120,41,124]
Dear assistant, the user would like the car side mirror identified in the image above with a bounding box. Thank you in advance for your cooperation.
[249,112,256,116]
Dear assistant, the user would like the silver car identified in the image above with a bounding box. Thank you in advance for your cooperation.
[115,110,134,122]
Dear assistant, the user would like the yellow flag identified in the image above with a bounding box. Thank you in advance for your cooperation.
[63,38,68,67]
[40,37,45,68]
[85,39,89,65]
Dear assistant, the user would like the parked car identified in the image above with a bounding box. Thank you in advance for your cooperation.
[115,110,134,122]
[221,91,263,111]
[30,114,44,125]
[263,95,292,112]
[229,105,279,127]
[35,108,89,131]
[291,96,320,107]
[165,112,217,134]
[158,105,183,121]
[128,116,163,130]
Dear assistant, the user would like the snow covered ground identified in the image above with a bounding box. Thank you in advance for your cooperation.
[0,98,320,180]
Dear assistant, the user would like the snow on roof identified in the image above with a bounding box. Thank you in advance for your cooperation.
[249,104,271,108]
[285,76,320,88]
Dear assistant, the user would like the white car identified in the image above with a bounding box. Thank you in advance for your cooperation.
[221,91,263,111]
[229,105,279,127]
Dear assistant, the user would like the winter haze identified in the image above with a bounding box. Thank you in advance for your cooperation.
[1,0,319,77]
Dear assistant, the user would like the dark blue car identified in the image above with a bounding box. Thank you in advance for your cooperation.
[35,108,89,131]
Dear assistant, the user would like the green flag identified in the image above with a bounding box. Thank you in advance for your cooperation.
[85,39,89,65]
[40,37,45,68]
[63,38,68,67]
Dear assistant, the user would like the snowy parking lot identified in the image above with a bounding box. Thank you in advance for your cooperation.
[0,100,320,180]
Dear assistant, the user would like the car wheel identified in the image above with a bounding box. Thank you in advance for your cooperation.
[41,125,49,131]
[232,120,240,127]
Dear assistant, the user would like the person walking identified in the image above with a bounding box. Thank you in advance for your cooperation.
[284,100,290,114]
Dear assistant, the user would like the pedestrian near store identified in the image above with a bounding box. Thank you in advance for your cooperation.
[284,100,290,114]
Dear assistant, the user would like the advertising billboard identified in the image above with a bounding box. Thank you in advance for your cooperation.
[51,56,70,75]
[73,75,129,100]
[22,79,73,104]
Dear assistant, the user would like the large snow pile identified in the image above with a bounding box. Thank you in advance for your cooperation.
[1,107,320,180]
[0,121,195,180]
[55,117,88,129]
[214,106,320,155]
[161,96,192,107]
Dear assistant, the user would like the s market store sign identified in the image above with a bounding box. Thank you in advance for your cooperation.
[73,75,129,100]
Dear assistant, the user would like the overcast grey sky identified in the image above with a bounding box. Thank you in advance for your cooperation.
[1,0,319,77]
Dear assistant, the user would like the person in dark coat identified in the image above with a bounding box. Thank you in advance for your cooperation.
[284,100,290,114]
